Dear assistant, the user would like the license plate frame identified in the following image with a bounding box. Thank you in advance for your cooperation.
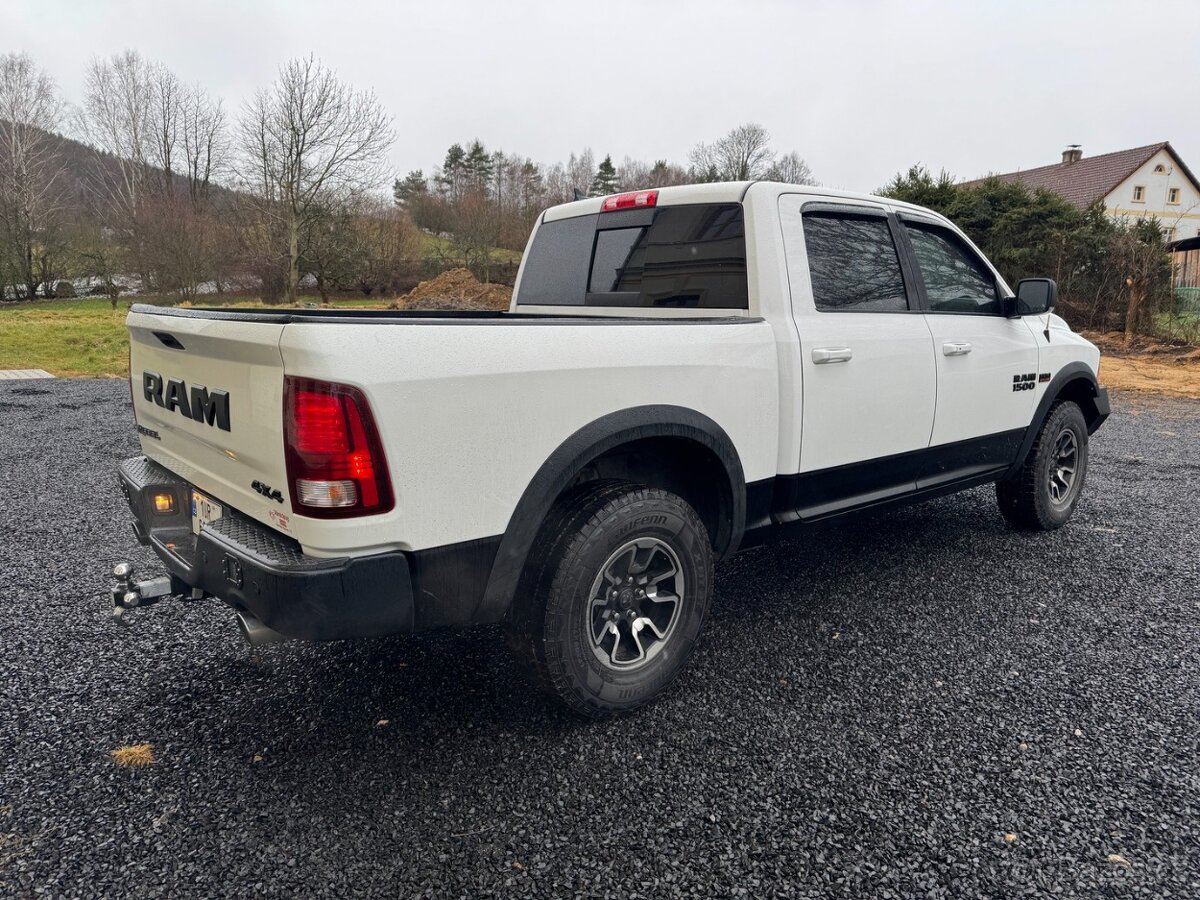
[191,489,223,535]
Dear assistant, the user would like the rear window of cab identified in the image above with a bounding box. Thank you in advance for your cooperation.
[516,203,748,309]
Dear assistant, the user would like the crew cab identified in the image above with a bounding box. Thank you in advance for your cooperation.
[114,182,1109,716]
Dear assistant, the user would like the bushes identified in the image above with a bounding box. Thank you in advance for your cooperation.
[881,167,1176,340]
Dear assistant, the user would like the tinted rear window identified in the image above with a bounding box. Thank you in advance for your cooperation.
[517,204,748,309]
[802,213,909,312]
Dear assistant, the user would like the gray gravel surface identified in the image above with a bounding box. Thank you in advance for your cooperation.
[1,379,1198,899]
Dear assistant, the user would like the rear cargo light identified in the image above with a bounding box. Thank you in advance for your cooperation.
[600,190,658,212]
[283,376,393,518]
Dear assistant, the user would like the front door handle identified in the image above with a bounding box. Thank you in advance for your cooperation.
[942,341,973,356]
[812,347,853,365]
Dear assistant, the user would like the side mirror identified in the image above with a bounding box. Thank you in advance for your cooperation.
[1011,278,1057,317]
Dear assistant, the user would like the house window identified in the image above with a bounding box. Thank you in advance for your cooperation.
[1132,185,1146,202]
[1167,188,1181,204]
[1163,227,1175,241]
[1154,164,1166,174]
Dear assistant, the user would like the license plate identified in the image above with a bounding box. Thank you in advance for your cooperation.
[191,490,223,535]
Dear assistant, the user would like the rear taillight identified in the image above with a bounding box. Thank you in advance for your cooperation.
[283,376,393,518]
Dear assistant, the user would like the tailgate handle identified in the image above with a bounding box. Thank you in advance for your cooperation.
[153,331,186,351]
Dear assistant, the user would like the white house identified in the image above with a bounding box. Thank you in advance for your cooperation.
[963,143,1200,242]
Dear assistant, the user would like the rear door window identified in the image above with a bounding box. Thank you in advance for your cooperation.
[802,212,910,312]
[517,204,748,309]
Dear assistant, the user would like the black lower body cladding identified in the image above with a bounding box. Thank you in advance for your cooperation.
[119,456,414,640]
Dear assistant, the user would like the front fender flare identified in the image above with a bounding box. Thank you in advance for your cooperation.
[1003,361,1108,481]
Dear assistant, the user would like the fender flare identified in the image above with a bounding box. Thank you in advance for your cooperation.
[474,405,747,623]
[1003,361,1108,481]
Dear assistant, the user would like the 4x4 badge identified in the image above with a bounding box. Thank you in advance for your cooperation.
[252,480,285,504]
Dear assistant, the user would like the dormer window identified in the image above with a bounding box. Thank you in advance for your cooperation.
[1132,185,1146,202]
[1167,187,1181,204]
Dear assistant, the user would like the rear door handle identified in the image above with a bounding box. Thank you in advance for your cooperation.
[812,347,853,365]
[942,341,973,356]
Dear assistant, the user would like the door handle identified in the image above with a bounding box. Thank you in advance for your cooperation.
[942,341,973,356]
[812,347,853,365]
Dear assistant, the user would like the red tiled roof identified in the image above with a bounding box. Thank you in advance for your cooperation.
[960,142,1200,209]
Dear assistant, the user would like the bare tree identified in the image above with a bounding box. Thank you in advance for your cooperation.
[766,150,815,185]
[0,52,64,299]
[181,86,227,204]
[79,51,230,296]
[689,123,775,182]
[239,55,394,303]
[78,50,156,283]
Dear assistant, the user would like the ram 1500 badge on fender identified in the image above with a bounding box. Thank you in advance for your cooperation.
[112,181,1109,716]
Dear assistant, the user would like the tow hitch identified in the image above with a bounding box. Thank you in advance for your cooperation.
[109,561,181,626]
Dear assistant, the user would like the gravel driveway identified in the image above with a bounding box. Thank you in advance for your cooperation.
[1,380,1197,898]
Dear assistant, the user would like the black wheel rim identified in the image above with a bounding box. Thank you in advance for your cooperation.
[1048,427,1079,505]
[586,538,684,670]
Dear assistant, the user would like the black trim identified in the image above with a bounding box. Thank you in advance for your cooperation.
[130,303,761,327]
[799,201,889,217]
[408,535,502,629]
[750,429,1023,534]
[118,455,504,639]
[475,406,746,624]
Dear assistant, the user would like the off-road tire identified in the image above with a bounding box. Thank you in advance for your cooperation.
[997,401,1089,531]
[505,481,713,717]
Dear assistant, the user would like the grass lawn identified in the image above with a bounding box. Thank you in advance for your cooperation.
[0,295,389,378]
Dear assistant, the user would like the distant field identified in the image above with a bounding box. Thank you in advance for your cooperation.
[0,296,389,378]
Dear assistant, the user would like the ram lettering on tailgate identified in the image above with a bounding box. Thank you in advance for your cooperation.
[142,371,231,431]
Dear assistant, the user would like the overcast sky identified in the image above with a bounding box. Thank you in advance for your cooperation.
[6,0,1199,192]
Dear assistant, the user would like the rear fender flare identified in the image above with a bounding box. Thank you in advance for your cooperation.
[475,405,746,623]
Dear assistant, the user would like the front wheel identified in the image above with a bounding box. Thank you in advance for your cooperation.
[997,400,1090,531]
[506,482,713,717]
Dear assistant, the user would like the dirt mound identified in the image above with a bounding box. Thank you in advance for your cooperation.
[1080,331,1200,399]
[1083,330,1198,359]
[389,268,511,311]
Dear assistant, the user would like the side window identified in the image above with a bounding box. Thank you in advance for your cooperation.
[904,222,1000,315]
[801,213,909,312]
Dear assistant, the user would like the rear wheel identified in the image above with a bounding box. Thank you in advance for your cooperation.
[997,401,1089,531]
[506,481,713,717]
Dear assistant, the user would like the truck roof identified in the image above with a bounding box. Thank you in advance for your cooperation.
[542,181,935,223]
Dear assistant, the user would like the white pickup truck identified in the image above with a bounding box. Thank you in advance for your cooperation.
[115,181,1109,715]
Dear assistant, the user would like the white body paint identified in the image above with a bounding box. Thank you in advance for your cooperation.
[127,182,1101,559]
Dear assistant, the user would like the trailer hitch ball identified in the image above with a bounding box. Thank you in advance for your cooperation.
[109,562,174,626]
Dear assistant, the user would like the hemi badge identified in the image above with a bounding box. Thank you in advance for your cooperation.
[1038,373,1051,383]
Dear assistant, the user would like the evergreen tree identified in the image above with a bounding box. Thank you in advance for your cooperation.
[590,154,619,197]
[464,139,493,192]
[392,170,428,208]
[437,143,467,199]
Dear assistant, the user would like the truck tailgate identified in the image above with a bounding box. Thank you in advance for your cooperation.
[127,309,291,530]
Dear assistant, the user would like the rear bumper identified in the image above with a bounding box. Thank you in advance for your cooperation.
[118,456,414,640]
